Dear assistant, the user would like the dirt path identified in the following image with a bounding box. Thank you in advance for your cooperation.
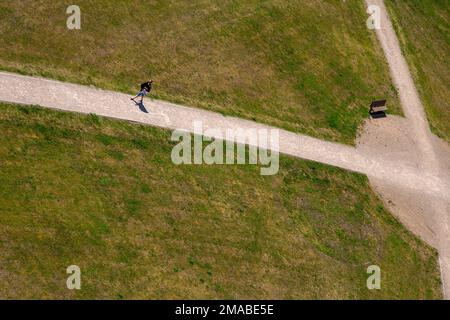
[0,0,448,298]
[0,71,447,201]
[365,0,450,298]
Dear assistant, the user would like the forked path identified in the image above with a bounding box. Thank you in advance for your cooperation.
[365,0,450,298]
[0,0,448,298]
[0,71,446,200]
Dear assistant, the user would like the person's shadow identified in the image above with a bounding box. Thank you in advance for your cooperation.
[133,100,149,113]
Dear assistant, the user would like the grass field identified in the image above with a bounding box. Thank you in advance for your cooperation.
[0,0,400,144]
[386,0,450,142]
[0,103,441,299]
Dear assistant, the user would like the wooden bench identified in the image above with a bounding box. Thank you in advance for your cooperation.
[369,100,387,118]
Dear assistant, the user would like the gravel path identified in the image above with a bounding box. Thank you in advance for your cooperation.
[0,0,448,298]
[366,0,450,298]
[0,71,446,201]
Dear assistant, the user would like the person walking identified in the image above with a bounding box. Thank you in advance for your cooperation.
[131,80,153,104]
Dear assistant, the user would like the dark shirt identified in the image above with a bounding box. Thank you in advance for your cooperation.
[140,82,152,92]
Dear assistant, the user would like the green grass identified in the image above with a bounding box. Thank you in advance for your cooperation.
[0,103,441,299]
[386,0,450,142]
[0,0,400,144]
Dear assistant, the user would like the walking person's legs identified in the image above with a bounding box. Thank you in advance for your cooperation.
[139,89,147,103]
[131,89,147,103]
[131,93,139,102]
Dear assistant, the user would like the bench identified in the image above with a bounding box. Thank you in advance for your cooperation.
[369,99,387,118]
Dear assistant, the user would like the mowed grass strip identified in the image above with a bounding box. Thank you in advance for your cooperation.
[386,0,450,142]
[0,103,441,299]
[0,0,400,144]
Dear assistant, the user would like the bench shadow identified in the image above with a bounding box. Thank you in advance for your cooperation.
[370,111,387,119]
